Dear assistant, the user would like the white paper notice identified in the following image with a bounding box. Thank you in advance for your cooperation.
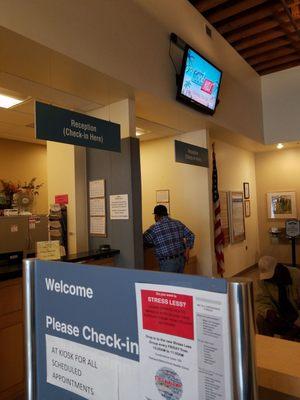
[195,292,233,400]
[89,180,105,198]
[46,334,118,400]
[90,216,106,235]
[110,194,129,220]
[135,283,233,400]
[90,198,105,216]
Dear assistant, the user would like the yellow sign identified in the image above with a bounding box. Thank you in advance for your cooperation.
[36,240,61,260]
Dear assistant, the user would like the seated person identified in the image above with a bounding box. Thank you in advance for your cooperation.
[256,255,300,340]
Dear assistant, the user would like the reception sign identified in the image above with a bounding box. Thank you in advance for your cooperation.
[35,101,121,152]
[29,260,233,399]
[175,140,209,167]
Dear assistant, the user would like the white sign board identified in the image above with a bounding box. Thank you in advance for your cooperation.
[110,194,129,220]
[286,219,300,237]
[46,335,118,400]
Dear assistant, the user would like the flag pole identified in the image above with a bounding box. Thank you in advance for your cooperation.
[212,142,225,278]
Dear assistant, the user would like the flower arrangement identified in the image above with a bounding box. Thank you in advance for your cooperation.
[20,177,43,196]
[0,180,19,199]
[0,178,43,208]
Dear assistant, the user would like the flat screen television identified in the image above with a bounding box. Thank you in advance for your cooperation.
[177,46,222,115]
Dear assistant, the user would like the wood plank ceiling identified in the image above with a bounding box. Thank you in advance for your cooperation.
[189,0,300,75]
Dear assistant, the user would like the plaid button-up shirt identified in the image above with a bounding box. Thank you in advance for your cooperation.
[143,217,195,259]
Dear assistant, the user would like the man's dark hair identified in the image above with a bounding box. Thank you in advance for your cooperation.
[153,204,168,216]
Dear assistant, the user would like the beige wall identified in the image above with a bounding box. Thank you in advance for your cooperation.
[0,138,47,214]
[256,148,300,263]
[140,130,215,277]
[47,142,88,255]
[212,139,260,277]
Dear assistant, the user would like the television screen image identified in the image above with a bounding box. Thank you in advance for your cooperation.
[177,47,222,114]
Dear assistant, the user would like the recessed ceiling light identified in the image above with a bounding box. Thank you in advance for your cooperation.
[276,143,284,149]
[136,127,151,137]
[0,94,24,109]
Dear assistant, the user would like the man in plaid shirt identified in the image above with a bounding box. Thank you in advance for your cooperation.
[143,205,195,273]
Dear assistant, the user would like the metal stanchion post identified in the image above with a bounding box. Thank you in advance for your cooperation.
[228,278,258,400]
[23,259,37,400]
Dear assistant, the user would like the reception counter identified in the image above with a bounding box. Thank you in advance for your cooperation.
[0,249,120,282]
[144,247,198,274]
[0,249,119,400]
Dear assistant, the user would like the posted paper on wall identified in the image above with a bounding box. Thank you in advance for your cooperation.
[135,283,233,400]
[90,216,106,235]
[89,179,105,198]
[90,198,105,216]
[110,194,129,220]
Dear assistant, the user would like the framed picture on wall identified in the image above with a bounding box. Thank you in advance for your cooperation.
[244,200,251,218]
[156,190,169,203]
[267,191,297,219]
[228,191,246,243]
[243,182,250,199]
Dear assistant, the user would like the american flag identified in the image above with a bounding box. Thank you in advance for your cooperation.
[212,143,225,276]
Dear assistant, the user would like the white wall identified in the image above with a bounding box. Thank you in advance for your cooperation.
[211,139,260,277]
[0,0,263,142]
[262,66,300,144]
[141,130,215,276]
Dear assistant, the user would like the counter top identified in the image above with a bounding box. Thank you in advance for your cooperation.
[0,264,22,281]
[62,249,120,263]
[0,249,120,282]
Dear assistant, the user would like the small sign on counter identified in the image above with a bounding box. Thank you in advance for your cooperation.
[36,240,61,260]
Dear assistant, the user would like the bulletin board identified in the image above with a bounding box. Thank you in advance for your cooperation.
[228,191,246,243]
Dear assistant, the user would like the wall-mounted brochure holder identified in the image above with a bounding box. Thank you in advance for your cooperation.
[24,259,258,400]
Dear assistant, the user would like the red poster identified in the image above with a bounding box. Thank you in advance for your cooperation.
[55,194,69,204]
[141,289,194,340]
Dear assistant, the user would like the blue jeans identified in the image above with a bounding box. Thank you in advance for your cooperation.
[159,255,186,273]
